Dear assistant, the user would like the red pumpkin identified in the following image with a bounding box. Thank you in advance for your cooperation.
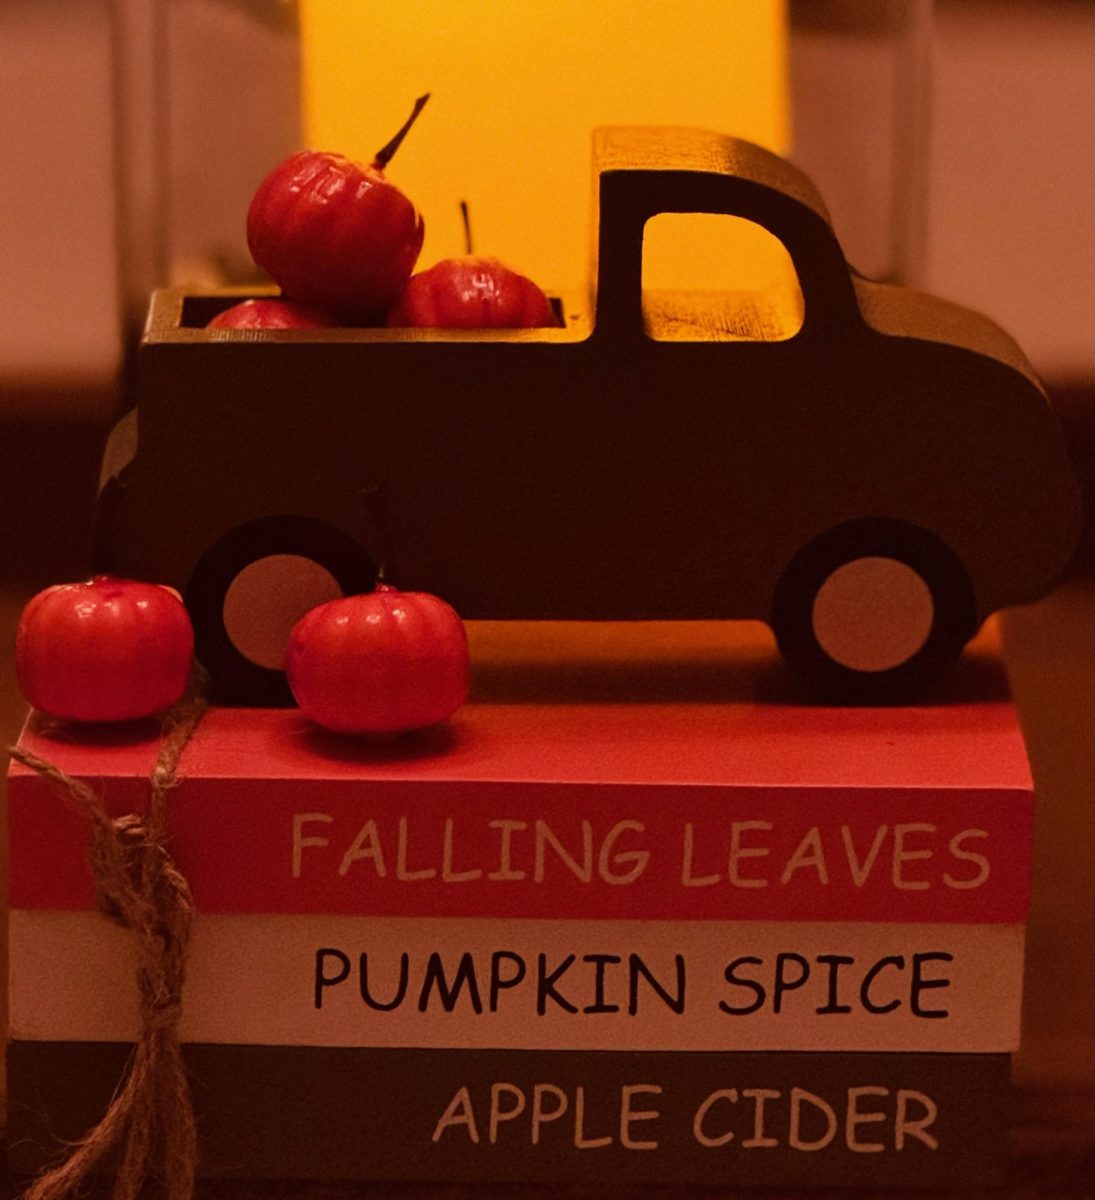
[206,298,336,329]
[286,583,469,735]
[246,96,429,325]
[16,576,194,722]
[385,256,555,329]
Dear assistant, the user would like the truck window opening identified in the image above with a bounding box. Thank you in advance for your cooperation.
[641,213,804,343]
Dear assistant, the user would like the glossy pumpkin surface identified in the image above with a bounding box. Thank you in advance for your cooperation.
[286,584,469,735]
[16,576,194,722]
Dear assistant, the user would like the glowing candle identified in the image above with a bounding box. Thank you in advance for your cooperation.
[299,1,792,296]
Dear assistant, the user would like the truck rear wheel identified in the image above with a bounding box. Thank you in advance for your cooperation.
[185,516,377,705]
[771,518,977,704]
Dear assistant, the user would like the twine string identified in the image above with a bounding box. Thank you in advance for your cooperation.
[9,687,208,1200]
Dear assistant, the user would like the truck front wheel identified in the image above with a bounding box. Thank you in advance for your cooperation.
[185,516,377,706]
[771,518,977,704]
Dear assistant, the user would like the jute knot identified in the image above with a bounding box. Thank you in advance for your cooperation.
[138,993,185,1034]
[96,814,194,933]
[8,684,208,1200]
[111,812,147,843]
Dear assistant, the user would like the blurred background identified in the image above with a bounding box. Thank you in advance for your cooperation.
[0,0,1091,1181]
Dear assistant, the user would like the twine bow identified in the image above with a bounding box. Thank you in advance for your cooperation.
[8,687,208,1200]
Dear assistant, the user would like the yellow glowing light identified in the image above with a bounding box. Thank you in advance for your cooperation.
[300,1,791,301]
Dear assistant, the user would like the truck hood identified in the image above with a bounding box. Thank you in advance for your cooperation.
[852,274,1042,391]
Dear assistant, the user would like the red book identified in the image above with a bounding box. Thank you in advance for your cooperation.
[9,647,1032,924]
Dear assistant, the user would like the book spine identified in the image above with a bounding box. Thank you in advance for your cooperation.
[9,911,1024,1053]
[8,775,1032,922]
[7,1042,1010,1187]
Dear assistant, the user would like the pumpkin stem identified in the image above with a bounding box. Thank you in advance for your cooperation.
[362,487,399,587]
[373,93,430,170]
[460,200,473,256]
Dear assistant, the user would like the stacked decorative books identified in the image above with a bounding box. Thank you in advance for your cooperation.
[7,625,1031,1189]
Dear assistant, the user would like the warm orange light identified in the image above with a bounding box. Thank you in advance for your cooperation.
[300,2,791,297]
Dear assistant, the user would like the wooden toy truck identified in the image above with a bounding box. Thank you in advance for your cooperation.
[94,126,1081,705]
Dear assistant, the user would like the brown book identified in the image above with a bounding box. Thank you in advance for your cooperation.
[8,1043,1009,1188]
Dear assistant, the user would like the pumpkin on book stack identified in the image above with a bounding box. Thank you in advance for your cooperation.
[6,116,1080,1193]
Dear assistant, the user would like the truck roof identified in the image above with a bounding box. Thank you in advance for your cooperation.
[592,126,832,229]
